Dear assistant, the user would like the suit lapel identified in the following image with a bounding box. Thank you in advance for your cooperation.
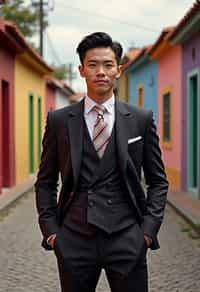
[115,100,131,173]
[116,101,144,189]
[67,99,84,187]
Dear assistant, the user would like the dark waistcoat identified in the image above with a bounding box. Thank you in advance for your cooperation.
[63,120,136,235]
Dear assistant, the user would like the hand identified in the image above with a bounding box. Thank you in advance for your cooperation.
[144,234,152,247]
[47,234,57,249]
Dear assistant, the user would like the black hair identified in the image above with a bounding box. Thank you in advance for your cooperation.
[76,32,123,65]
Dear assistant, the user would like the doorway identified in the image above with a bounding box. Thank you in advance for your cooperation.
[188,73,198,196]
[1,80,11,188]
[29,94,34,174]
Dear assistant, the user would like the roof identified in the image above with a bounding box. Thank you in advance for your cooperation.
[46,76,75,96]
[0,20,53,73]
[122,1,200,64]
[148,26,175,56]
[121,48,142,71]
[125,48,142,60]
[123,45,152,71]
[69,93,85,103]
[169,0,200,40]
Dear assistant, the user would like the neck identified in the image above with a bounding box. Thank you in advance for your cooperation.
[87,91,114,104]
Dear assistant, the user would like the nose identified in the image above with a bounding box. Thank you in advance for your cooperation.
[96,65,105,76]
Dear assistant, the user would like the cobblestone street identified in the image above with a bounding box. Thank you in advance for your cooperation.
[0,191,200,292]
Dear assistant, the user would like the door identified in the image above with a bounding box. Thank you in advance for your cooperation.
[29,94,34,174]
[1,80,10,188]
[188,75,198,194]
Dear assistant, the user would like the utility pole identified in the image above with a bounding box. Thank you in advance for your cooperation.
[68,63,72,88]
[67,63,76,88]
[31,0,54,57]
[39,0,43,56]
[0,0,7,15]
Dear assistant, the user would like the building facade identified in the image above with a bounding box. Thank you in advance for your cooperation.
[127,48,158,123]
[170,1,200,198]
[0,20,52,193]
[0,21,17,192]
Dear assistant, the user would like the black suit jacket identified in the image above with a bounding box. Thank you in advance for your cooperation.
[35,98,168,250]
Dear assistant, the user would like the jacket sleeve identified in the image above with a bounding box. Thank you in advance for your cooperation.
[142,111,169,247]
[35,112,60,249]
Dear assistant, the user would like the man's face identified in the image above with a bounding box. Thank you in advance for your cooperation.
[79,47,121,99]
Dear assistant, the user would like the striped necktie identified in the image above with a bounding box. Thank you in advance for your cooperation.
[92,105,110,158]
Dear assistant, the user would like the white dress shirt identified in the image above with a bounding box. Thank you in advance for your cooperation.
[84,95,115,140]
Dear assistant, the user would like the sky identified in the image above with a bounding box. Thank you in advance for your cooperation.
[29,0,193,92]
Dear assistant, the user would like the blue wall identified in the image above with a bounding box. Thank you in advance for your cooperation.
[128,60,158,124]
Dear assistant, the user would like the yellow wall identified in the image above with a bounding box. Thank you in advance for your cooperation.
[15,55,46,184]
[165,167,181,191]
[117,71,129,102]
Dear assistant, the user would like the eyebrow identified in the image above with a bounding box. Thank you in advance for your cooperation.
[87,60,114,64]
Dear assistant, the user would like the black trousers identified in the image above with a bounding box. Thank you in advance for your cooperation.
[54,223,148,292]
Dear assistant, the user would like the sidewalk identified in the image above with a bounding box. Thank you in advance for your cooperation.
[0,176,35,212]
[167,190,200,230]
[0,179,200,233]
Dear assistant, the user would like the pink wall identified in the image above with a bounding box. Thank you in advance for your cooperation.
[45,84,56,116]
[0,46,16,192]
[157,46,182,171]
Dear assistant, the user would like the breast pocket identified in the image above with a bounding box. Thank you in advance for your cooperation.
[128,139,143,157]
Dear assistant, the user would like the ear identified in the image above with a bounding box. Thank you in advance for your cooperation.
[116,65,122,79]
[79,65,85,78]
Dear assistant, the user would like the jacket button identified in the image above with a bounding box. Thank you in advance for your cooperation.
[107,199,112,205]
[88,200,94,207]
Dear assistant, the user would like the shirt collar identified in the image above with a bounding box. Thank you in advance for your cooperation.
[84,95,115,115]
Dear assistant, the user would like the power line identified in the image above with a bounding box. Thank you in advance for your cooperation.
[46,30,62,65]
[39,0,44,56]
[56,1,159,33]
[31,0,55,56]
[45,31,77,87]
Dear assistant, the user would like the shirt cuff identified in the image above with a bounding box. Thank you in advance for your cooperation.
[47,234,56,246]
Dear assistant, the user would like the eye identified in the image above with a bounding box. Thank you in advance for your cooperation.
[105,63,113,68]
[88,63,96,68]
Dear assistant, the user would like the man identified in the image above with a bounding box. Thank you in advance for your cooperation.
[35,32,168,292]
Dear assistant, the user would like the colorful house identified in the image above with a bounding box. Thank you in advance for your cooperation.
[55,83,74,109]
[45,77,56,113]
[148,27,183,191]
[14,28,53,184]
[45,77,74,114]
[117,48,141,102]
[0,21,17,192]
[126,46,158,123]
[0,20,53,192]
[169,0,200,199]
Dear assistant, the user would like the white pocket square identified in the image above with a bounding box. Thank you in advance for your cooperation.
[128,136,142,144]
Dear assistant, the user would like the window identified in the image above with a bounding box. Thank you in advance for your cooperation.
[163,92,171,143]
[137,86,144,108]
[192,47,196,62]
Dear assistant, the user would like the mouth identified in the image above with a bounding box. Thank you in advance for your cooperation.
[94,80,108,85]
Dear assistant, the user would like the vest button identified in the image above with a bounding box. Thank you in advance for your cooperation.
[88,189,93,194]
[88,200,94,207]
[107,199,112,205]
